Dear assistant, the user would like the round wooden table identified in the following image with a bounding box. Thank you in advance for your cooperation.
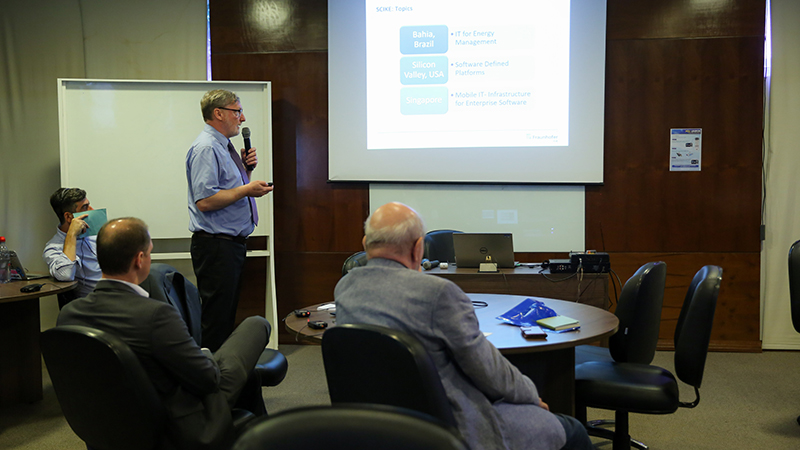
[284,302,337,342]
[0,278,77,406]
[284,293,618,415]
[471,293,619,352]
[470,293,618,415]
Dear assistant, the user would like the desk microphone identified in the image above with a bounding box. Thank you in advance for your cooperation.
[242,127,255,171]
[422,259,440,270]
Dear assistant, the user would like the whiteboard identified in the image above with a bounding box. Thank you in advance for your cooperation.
[369,184,585,252]
[58,79,273,240]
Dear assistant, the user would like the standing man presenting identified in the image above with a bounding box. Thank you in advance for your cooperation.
[186,89,273,351]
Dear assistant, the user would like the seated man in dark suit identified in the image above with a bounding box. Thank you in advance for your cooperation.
[334,202,593,450]
[58,217,270,450]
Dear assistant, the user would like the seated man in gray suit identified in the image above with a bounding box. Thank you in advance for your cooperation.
[334,202,593,450]
[58,217,270,450]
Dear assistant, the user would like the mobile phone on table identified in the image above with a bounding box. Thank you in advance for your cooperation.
[520,325,547,339]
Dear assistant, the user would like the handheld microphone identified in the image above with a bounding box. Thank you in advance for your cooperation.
[241,127,255,171]
[422,259,440,270]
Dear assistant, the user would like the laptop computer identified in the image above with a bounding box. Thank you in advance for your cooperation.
[9,251,49,280]
[452,233,515,269]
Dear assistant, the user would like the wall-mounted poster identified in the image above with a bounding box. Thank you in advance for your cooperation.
[670,128,702,172]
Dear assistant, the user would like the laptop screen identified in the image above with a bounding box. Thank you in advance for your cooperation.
[9,251,48,280]
[452,233,515,269]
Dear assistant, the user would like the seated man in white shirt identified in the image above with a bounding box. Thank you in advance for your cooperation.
[43,187,101,305]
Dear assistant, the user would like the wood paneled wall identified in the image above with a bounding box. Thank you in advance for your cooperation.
[211,0,766,349]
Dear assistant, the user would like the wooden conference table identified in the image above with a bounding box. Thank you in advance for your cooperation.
[0,279,77,406]
[284,293,618,415]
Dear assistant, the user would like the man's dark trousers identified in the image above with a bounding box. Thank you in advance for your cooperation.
[191,233,246,352]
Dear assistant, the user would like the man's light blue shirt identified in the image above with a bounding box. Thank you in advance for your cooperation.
[186,124,255,237]
[43,228,101,298]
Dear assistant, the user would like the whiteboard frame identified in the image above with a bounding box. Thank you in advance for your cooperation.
[57,78,273,238]
[57,78,278,348]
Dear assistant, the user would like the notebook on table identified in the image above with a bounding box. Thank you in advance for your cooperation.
[452,233,515,269]
[536,315,580,331]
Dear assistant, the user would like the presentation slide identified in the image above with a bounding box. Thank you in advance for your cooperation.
[329,0,606,184]
[367,2,569,150]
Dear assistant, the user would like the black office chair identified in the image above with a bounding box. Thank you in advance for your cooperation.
[423,229,463,263]
[575,265,722,450]
[41,325,255,450]
[141,263,288,389]
[232,404,467,450]
[140,263,202,343]
[788,240,800,425]
[321,323,458,431]
[341,251,368,276]
[572,261,666,448]
[575,261,668,367]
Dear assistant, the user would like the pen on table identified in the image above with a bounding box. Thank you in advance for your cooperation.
[554,326,581,333]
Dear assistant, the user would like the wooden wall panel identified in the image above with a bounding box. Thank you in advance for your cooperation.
[518,251,761,352]
[212,52,369,254]
[602,252,761,352]
[586,37,764,253]
[607,0,766,40]
[212,0,767,348]
[211,0,327,53]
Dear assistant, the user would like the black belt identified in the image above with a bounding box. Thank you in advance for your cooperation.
[193,230,248,244]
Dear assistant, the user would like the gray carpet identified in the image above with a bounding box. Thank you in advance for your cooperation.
[2,346,800,449]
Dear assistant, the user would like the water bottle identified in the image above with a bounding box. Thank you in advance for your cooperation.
[0,236,10,283]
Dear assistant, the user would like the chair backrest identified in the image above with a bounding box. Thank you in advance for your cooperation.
[41,325,168,450]
[674,265,722,390]
[609,261,667,364]
[232,405,467,450]
[423,229,463,263]
[140,262,202,345]
[788,240,800,333]
[321,323,458,429]
[341,251,368,276]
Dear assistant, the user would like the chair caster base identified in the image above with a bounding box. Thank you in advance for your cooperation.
[586,423,648,450]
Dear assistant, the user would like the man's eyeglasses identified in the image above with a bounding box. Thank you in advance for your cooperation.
[218,107,243,117]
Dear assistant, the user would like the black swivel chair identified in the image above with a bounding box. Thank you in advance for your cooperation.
[41,325,255,450]
[341,251,368,276]
[321,323,458,431]
[141,263,288,389]
[423,229,463,263]
[575,265,722,450]
[575,261,668,367]
[788,240,800,425]
[573,261,667,449]
[232,404,467,450]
